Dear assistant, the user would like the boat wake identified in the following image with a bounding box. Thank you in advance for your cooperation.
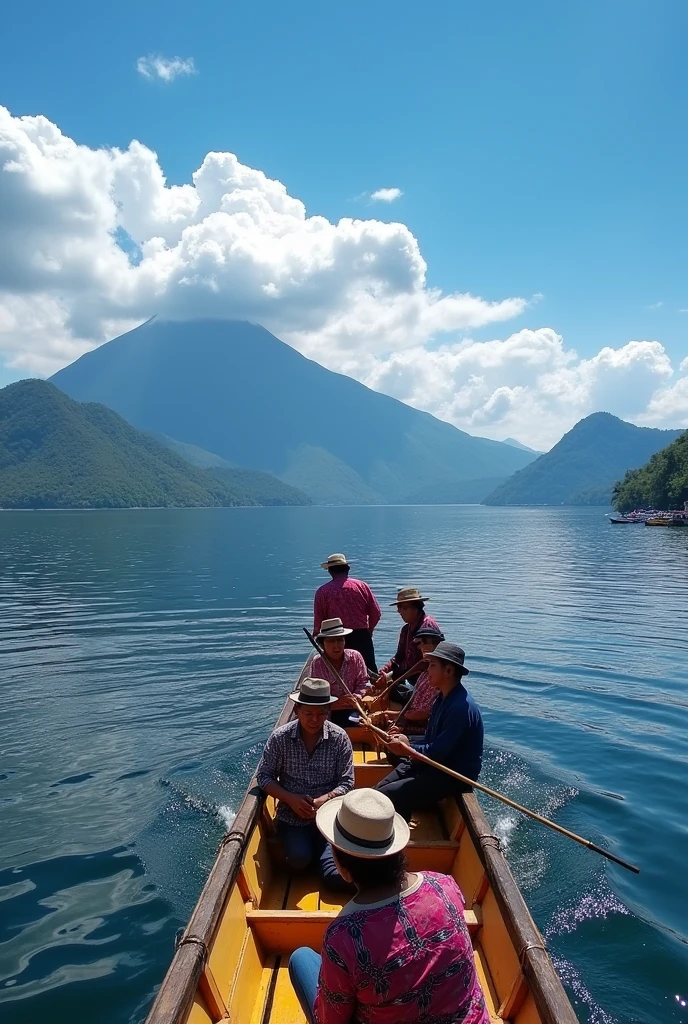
[158,778,235,831]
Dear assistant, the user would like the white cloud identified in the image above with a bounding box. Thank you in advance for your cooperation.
[0,104,686,449]
[136,55,196,83]
[370,187,403,203]
[645,301,663,309]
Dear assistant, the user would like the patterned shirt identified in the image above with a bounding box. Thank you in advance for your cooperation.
[397,669,437,735]
[256,719,354,827]
[315,872,489,1024]
[381,613,441,680]
[310,649,369,699]
[314,576,382,634]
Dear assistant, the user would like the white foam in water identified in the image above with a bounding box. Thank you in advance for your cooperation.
[217,805,236,830]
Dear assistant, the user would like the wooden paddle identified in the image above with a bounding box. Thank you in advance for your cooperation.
[359,717,640,874]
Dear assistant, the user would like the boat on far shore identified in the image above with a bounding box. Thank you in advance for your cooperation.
[608,509,655,524]
[609,506,688,525]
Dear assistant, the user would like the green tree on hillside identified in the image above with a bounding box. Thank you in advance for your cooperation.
[612,431,688,512]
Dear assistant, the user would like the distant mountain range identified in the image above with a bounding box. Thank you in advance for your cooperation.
[613,430,688,512]
[483,412,684,506]
[502,437,543,455]
[0,380,310,509]
[51,318,537,505]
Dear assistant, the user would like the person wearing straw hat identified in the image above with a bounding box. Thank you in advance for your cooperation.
[314,554,382,672]
[310,618,370,728]
[373,623,445,738]
[256,678,355,890]
[375,587,441,703]
[288,788,489,1024]
[375,642,484,822]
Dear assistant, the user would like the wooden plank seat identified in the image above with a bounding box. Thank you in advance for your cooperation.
[246,906,482,955]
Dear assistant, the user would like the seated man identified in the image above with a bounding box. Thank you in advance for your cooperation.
[310,617,370,728]
[376,587,441,703]
[375,623,445,736]
[256,678,354,890]
[375,642,483,822]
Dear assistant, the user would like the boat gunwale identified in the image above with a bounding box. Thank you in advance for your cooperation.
[458,791,578,1024]
[145,657,577,1024]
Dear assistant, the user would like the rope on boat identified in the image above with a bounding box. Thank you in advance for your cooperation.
[518,940,547,966]
[175,935,209,966]
[476,832,502,851]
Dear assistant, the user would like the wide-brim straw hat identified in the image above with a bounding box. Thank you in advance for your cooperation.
[321,552,350,570]
[317,788,410,859]
[425,641,469,675]
[289,677,338,705]
[390,586,430,606]
[317,617,353,640]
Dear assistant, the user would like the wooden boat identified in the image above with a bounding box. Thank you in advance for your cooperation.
[645,515,686,526]
[145,665,578,1024]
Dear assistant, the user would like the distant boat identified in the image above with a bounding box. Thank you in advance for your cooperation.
[608,509,653,524]
[645,514,687,527]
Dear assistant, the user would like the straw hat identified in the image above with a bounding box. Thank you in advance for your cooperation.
[425,641,469,676]
[321,553,350,570]
[317,617,353,640]
[390,586,430,606]
[289,677,338,705]
[317,788,410,858]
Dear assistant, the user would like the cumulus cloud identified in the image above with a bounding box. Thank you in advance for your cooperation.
[370,187,403,203]
[0,104,686,448]
[136,55,196,82]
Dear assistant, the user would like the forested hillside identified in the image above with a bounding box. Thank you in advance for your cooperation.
[613,431,688,512]
[0,380,310,509]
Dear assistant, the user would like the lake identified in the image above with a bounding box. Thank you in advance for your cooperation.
[0,505,686,1024]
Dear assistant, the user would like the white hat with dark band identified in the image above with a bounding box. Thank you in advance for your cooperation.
[316,788,410,858]
[316,617,353,640]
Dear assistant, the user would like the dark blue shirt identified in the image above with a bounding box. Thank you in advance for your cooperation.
[412,683,483,787]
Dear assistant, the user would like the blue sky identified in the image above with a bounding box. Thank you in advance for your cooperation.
[1,0,687,446]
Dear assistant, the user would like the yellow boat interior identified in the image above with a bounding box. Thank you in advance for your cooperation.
[146,702,577,1024]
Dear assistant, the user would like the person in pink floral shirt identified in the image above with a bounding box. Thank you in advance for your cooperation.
[311,618,370,728]
[376,588,441,704]
[375,624,444,737]
[289,788,488,1024]
[314,554,382,671]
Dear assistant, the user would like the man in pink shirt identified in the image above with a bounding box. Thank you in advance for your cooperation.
[314,554,382,672]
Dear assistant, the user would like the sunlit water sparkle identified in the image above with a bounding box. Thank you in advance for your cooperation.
[0,505,686,1024]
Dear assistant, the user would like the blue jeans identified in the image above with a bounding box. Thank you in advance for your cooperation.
[288,946,321,1024]
[276,821,352,891]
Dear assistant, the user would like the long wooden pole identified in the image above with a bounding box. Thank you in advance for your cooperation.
[366,719,639,874]
[303,629,639,874]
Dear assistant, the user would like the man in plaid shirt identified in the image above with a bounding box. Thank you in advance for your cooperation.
[256,677,354,890]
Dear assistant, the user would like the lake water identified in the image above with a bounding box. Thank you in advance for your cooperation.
[0,506,686,1024]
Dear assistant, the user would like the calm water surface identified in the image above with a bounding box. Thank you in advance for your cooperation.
[0,506,686,1024]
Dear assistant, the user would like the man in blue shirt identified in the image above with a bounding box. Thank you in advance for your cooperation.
[375,642,483,821]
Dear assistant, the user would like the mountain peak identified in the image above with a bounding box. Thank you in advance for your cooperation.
[51,318,537,505]
[484,412,684,506]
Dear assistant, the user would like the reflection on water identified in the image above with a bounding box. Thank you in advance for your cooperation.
[0,506,686,1024]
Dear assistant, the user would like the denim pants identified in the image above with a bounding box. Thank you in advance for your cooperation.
[375,760,466,821]
[276,820,351,890]
[288,946,321,1024]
